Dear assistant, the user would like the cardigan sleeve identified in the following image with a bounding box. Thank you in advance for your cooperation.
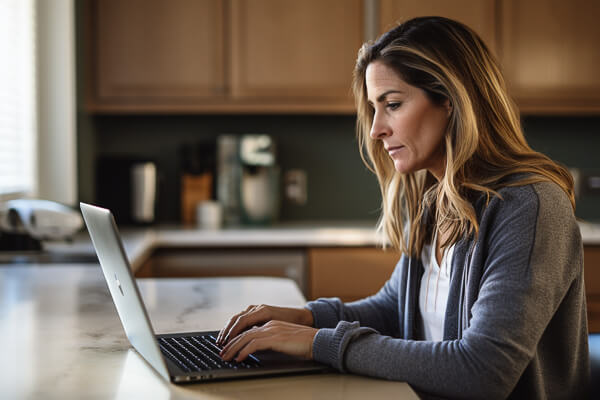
[308,183,586,400]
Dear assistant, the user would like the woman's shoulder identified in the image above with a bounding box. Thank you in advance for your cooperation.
[494,175,572,211]
[481,175,576,232]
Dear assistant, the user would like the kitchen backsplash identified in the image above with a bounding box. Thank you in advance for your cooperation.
[76,114,600,224]
[522,116,600,221]
[78,114,381,224]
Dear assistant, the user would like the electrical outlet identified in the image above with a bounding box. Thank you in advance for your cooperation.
[586,174,600,195]
[284,169,307,205]
[571,168,600,197]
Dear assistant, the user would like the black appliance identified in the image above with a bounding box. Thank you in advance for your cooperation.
[95,156,159,225]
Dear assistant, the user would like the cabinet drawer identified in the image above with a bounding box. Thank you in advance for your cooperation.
[308,247,399,301]
[136,248,307,295]
[585,246,600,332]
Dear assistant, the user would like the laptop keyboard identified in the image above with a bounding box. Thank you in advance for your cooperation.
[158,334,261,372]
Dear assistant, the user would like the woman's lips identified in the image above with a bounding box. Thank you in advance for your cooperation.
[386,145,405,156]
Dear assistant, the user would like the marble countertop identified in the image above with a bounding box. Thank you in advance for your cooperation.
[0,265,418,399]
[577,221,600,245]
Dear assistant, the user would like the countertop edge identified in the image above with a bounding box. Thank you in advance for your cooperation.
[42,221,600,273]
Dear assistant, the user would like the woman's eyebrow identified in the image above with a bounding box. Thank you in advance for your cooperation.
[368,90,405,105]
[376,90,405,102]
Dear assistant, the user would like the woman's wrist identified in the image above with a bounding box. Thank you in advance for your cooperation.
[299,307,314,327]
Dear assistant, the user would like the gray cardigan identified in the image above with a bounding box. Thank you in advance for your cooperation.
[306,181,589,399]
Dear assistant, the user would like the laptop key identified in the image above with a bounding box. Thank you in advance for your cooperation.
[159,339,196,372]
[189,336,231,369]
[159,343,191,372]
[162,338,203,371]
[176,338,213,371]
[178,337,221,370]
[168,338,212,371]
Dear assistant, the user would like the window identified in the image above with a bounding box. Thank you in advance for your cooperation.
[0,0,37,197]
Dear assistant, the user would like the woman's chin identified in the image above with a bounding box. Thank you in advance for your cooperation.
[393,160,413,174]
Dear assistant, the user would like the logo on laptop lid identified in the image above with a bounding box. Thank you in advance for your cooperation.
[114,272,124,296]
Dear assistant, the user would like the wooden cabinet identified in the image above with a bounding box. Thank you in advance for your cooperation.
[86,0,600,114]
[378,0,498,55]
[86,0,362,113]
[230,0,361,108]
[87,0,226,109]
[585,246,600,333]
[499,0,600,114]
[378,0,600,114]
[307,247,399,301]
[134,246,398,301]
[135,247,308,294]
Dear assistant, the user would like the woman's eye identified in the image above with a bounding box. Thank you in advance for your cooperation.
[386,102,402,110]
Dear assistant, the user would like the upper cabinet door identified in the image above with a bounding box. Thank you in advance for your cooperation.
[500,0,600,114]
[378,0,498,56]
[88,0,225,110]
[229,0,363,112]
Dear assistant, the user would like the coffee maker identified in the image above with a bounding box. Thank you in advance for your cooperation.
[239,135,280,225]
[216,135,279,226]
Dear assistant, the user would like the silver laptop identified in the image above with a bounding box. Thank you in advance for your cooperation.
[80,202,327,383]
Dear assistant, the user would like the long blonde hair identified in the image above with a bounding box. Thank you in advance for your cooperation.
[353,17,574,256]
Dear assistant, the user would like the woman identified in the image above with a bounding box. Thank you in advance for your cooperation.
[216,17,589,399]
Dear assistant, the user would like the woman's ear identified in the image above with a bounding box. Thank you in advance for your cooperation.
[444,99,452,116]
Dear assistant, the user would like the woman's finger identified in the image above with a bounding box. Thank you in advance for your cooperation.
[217,311,244,345]
[234,337,272,362]
[222,305,272,345]
[220,325,263,360]
[217,304,255,345]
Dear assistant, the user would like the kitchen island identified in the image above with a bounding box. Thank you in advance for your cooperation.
[0,264,419,399]
[38,220,600,328]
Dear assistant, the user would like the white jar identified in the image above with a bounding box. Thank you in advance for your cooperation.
[196,200,223,230]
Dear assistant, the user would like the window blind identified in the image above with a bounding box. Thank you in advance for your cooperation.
[0,0,37,196]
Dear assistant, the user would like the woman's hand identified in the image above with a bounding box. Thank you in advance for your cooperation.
[216,304,314,346]
[219,320,318,362]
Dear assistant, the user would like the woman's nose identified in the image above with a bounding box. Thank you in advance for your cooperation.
[369,114,391,140]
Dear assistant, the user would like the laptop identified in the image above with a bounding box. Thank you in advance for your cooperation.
[80,202,328,383]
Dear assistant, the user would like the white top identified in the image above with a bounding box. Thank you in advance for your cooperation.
[419,234,455,341]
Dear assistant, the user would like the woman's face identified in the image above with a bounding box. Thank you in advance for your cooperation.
[366,60,450,180]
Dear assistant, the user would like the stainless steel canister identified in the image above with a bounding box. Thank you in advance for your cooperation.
[131,162,157,223]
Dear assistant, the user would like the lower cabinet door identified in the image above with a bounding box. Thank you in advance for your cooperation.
[135,248,307,296]
[585,246,600,333]
[307,247,400,302]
